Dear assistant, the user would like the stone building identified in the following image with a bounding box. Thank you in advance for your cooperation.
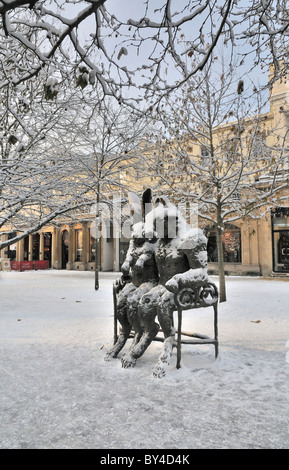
[1,69,289,276]
[0,219,130,273]
[204,67,289,277]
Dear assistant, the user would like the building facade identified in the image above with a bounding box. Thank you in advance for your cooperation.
[205,211,289,277]
[0,220,130,273]
[1,70,289,276]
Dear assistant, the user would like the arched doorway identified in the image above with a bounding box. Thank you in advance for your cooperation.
[62,230,69,269]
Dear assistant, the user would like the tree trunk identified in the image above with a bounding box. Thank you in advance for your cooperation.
[216,205,226,302]
[94,233,99,290]
[95,183,100,291]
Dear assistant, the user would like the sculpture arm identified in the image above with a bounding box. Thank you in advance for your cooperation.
[120,239,134,280]
[165,230,209,293]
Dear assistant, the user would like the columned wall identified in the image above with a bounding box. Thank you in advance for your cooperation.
[0,210,287,276]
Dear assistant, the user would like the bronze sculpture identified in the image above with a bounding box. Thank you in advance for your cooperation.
[106,191,213,377]
[121,197,209,377]
[104,190,158,361]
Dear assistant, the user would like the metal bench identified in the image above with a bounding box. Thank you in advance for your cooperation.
[113,280,219,369]
[173,282,219,368]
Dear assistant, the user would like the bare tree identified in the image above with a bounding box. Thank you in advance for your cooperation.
[0,69,74,243]
[146,64,289,301]
[0,74,149,289]
[54,94,150,288]
[0,53,147,236]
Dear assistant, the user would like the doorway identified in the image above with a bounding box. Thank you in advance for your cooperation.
[32,233,40,261]
[62,230,69,269]
[272,208,289,273]
[43,233,52,267]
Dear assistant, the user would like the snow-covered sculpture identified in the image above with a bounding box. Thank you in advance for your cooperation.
[121,196,209,377]
[105,190,158,361]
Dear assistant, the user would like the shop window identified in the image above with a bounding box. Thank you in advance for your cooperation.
[207,225,242,263]
[75,229,83,262]
[272,208,289,272]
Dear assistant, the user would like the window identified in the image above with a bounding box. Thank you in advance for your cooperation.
[207,225,242,263]
[201,145,210,167]
[272,208,289,273]
[250,134,267,160]
[231,189,240,201]
[75,229,83,262]
[201,146,209,157]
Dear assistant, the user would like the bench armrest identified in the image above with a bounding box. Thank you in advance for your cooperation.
[174,282,218,310]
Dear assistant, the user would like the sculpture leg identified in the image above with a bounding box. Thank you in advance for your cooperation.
[153,291,175,378]
[121,286,163,368]
[104,284,135,361]
[127,294,144,351]
[126,282,157,351]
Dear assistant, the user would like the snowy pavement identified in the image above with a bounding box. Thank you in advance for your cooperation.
[0,270,289,449]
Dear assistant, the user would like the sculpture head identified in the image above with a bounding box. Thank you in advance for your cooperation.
[131,221,157,246]
[131,222,146,246]
[145,196,190,242]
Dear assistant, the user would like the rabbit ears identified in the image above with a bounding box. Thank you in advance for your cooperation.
[142,188,153,219]
[127,188,153,222]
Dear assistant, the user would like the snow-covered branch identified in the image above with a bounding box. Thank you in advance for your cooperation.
[1,1,289,108]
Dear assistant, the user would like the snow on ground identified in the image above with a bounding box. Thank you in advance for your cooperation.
[0,269,289,449]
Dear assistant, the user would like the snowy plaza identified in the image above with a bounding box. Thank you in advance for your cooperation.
[2,0,289,454]
[0,269,289,449]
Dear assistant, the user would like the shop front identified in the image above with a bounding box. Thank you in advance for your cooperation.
[272,208,289,273]
[206,224,243,274]
[9,232,52,271]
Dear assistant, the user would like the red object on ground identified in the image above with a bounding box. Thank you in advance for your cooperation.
[20,261,33,271]
[34,260,49,270]
[10,261,20,271]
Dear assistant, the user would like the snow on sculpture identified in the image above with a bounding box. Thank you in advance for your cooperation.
[121,196,209,377]
[104,190,158,361]
[105,190,210,377]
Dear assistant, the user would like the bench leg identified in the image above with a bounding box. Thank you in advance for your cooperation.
[176,308,182,369]
[113,284,118,344]
[214,304,218,359]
